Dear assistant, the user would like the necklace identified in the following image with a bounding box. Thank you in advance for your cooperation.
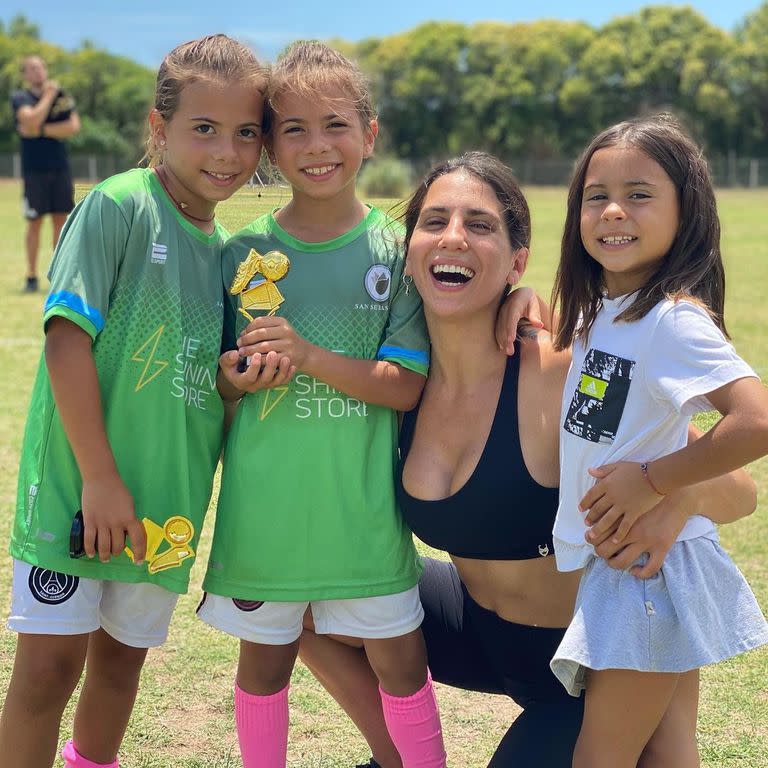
[154,166,215,224]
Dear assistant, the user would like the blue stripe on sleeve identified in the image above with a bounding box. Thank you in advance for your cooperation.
[377,346,429,367]
[45,291,106,333]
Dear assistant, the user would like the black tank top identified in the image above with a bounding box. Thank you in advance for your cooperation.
[396,345,558,560]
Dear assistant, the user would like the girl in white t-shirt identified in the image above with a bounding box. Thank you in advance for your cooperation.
[549,113,768,768]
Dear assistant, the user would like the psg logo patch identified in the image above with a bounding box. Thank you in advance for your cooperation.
[364,264,391,302]
[28,567,79,605]
[232,598,265,612]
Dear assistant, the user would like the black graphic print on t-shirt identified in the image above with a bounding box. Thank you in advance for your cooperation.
[564,349,635,444]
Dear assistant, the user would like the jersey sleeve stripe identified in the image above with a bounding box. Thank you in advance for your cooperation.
[377,346,429,375]
[44,291,104,337]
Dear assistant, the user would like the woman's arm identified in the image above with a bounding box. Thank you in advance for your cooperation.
[591,424,757,578]
[582,377,768,542]
[649,377,768,496]
[682,423,757,525]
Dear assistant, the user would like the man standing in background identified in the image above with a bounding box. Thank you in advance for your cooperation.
[11,55,80,292]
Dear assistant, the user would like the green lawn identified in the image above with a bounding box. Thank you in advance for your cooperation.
[0,179,766,767]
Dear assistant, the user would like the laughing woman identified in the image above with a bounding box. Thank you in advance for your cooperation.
[298,152,756,768]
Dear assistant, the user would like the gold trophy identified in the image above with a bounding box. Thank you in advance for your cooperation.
[230,249,291,371]
[124,515,195,574]
[231,249,290,319]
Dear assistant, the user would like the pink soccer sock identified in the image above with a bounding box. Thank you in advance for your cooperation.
[61,740,119,768]
[235,681,290,768]
[379,671,446,768]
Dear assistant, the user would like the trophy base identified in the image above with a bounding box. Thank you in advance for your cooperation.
[237,355,268,373]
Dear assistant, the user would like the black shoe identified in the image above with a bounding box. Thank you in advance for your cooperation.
[24,276,38,292]
[356,760,382,768]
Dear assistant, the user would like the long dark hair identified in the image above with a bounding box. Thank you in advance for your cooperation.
[552,113,726,350]
[402,151,530,255]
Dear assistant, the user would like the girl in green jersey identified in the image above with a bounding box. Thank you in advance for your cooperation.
[1,35,268,768]
[201,41,448,768]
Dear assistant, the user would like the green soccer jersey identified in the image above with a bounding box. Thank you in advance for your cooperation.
[204,207,429,601]
[11,168,227,594]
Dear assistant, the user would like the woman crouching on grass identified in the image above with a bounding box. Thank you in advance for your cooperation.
[297,151,758,767]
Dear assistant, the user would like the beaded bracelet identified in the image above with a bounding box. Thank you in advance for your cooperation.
[640,462,665,496]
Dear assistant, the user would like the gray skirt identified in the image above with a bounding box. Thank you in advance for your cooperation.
[551,535,768,696]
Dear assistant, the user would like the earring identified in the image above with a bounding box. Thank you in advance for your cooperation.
[402,273,413,296]
[159,139,166,147]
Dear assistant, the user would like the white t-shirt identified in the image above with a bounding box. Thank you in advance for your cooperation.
[554,294,757,571]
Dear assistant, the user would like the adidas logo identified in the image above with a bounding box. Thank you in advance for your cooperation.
[151,242,168,265]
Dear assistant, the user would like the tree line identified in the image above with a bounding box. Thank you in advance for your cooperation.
[2,5,767,168]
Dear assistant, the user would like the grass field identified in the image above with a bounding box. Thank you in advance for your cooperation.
[0,178,766,767]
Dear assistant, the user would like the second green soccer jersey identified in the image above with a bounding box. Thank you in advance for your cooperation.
[11,168,226,594]
[204,208,429,601]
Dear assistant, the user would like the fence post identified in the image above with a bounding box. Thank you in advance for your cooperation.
[13,153,21,178]
[727,150,738,187]
[88,155,98,183]
[749,159,759,188]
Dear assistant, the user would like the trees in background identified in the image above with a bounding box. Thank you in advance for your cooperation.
[350,4,768,167]
[1,5,767,170]
[730,3,768,155]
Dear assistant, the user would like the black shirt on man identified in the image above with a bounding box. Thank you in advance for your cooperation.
[11,88,75,174]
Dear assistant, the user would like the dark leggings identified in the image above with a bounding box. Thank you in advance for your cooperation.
[419,557,584,767]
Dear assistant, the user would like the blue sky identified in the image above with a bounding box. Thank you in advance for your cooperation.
[5,1,764,68]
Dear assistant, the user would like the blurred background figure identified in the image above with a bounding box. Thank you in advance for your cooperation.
[11,55,80,292]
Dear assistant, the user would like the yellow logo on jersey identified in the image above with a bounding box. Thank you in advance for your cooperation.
[131,325,168,391]
[579,374,608,400]
[260,386,290,420]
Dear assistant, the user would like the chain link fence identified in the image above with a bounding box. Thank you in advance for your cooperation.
[0,153,766,188]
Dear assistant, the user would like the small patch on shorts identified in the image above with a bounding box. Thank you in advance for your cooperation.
[28,567,79,605]
[22,197,39,220]
[232,598,264,612]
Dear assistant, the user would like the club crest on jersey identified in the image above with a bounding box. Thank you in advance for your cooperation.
[232,598,265,612]
[364,264,391,302]
[28,567,79,605]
